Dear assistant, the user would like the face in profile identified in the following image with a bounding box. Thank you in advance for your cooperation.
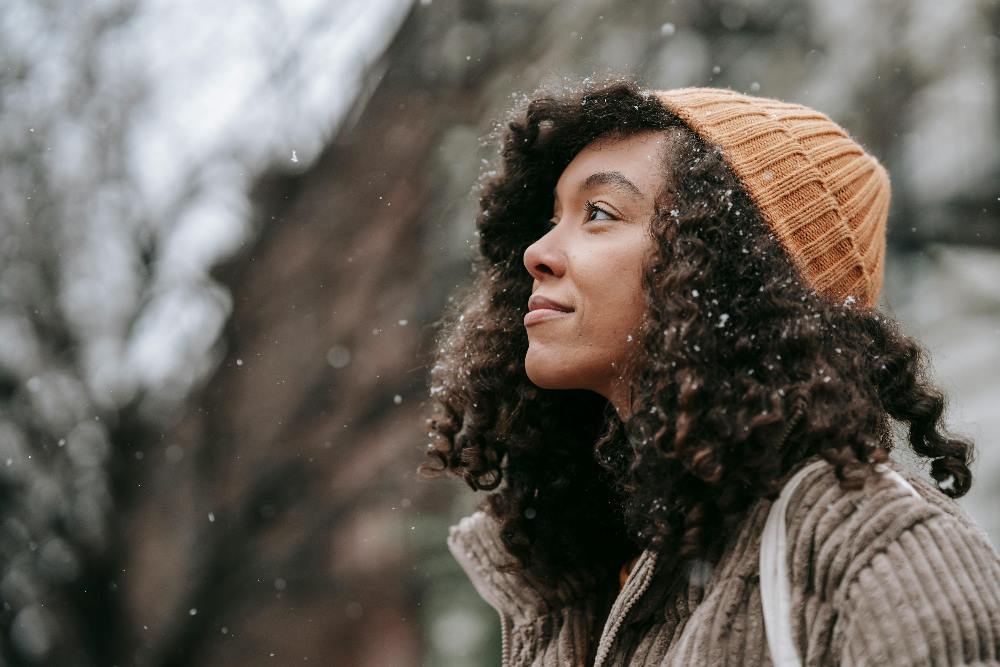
[522,129,667,416]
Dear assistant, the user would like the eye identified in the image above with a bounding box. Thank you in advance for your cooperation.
[584,200,615,222]
[546,200,616,228]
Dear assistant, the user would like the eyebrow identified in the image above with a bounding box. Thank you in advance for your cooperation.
[553,170,646,202]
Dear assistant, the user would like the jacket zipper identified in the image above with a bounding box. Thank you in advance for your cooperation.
[592,550,659,667]
[500,611,512,665]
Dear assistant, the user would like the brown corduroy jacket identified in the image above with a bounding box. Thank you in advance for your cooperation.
[447,454,1000,666]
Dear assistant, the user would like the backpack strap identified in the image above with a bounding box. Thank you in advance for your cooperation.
[759,458,921,666]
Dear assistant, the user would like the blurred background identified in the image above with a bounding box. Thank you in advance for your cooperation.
[0,0,998,664]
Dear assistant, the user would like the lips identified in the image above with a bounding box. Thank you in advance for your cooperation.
[525,294,573,327]
[528,294,573,312]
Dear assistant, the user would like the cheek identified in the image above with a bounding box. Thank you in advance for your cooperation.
[565,229,651,341]
[608,285,646,334]
[599,241,646,300]
[579,256,646,335]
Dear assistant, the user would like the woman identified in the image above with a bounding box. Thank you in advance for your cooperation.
[418,77,1000,665]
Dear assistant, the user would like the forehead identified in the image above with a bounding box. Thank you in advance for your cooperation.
[554,130,669,200]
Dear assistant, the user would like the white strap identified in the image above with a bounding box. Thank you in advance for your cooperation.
[873,462,921,499]
[759,459,827,667]
[759,459,919,666]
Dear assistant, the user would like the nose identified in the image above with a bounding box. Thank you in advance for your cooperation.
[523,230,566,284]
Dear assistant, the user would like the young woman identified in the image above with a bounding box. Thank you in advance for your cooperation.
[419,77,1000,666]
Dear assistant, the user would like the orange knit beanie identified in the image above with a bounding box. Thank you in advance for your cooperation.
[650,87,891,308]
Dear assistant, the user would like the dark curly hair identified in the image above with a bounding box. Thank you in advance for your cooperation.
[418,75,975,582]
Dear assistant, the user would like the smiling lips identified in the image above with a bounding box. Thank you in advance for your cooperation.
[525,294,574,326]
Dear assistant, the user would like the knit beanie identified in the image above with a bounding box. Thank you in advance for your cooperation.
[650,87,891,308]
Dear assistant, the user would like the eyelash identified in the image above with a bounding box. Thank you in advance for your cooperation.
[548,200,614,227]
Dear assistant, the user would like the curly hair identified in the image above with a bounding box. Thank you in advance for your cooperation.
[418,75,975,582]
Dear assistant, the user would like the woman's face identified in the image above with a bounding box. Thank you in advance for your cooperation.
[522,129,667,417]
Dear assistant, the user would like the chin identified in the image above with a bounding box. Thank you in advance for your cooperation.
[524,351,583,390]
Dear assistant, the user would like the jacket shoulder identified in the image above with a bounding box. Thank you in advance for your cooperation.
[785,459,1000,664]
[783,455,999,601]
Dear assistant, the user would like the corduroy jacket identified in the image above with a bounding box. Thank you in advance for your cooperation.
[447,454,1000,665]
